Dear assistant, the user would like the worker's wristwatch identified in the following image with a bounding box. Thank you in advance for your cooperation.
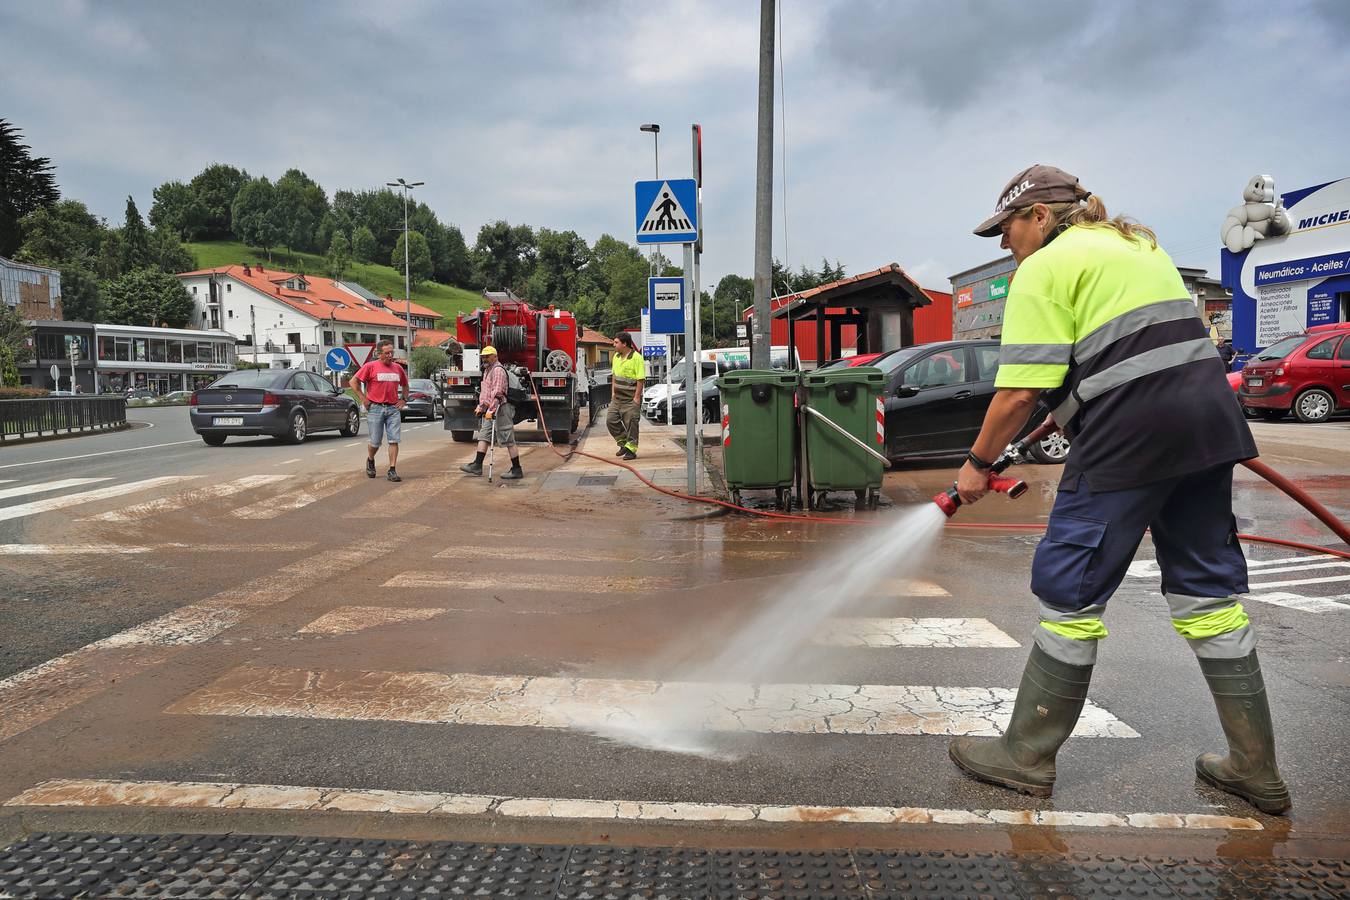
[966,450,994,471]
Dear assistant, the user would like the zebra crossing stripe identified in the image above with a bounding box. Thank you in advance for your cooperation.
[816,617,1020,648]
[0,478,110,501]
[383,572,677,593]
[1246,592,1350,613]
[166,666,1139,738]
[1,778,1261,831]
[90,474,289,521]
[231,473,353,519]
[0,477,198,523]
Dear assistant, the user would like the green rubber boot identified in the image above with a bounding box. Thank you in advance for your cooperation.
[1195,651,1291,815]
[949,644,1093,797]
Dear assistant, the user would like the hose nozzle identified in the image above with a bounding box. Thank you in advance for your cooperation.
[933,473,1029,518]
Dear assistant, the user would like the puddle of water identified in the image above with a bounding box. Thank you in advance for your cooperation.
[566,503,949,759]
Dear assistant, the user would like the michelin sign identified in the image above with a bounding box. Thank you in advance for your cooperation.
[1222,176,1350,350]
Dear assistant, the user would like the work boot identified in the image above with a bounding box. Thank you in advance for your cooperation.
[949,644,1093,797]
[1195,650,1291,814]
[459,461,483,476]
[365,459,377,478]
[620,448,637,461]
[386,468,402,483]
[500,464,524,480]
[615,446,627,457]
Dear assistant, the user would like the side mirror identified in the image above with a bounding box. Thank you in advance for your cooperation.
[895,385,919,398]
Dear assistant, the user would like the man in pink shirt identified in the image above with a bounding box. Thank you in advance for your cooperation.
[458,345,523,479]
[350,339,409,482]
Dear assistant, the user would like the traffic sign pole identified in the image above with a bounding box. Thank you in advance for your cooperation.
[683,241,696,495]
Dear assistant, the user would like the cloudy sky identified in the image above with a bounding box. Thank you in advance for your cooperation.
[3,0,1348,292]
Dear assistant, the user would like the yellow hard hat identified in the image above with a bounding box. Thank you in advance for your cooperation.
[481,345,498,356]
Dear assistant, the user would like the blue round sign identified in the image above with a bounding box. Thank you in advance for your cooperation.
[325,347,353,371]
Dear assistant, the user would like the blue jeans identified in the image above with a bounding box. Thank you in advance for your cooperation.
[367,403,402,448]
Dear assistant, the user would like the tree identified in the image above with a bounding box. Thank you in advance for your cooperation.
[230,177,281,259]
[528,228,591,309]
[0,302,32,359]
[14,199,105,267]
[0,342,19,388]
[148,226,195,273]
[0,119,60,256]
[351,225,377,263]
[410,345,450,379]
[119,196,152,272]
[187,163,249,239]
[274,168,328,254]
[325,231,352,280]
[440,223,472,286]
[472,220,536,292]
[95,231,124,281]
[149,180,208,241]
[392,230,433,288]
[58,264,101,322]
[102,268,194,328]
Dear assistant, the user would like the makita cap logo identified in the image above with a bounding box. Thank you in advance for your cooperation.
[997,180,1035,213]
[973,164,1086,237]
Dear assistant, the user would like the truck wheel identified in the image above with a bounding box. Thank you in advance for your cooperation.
[451,429,475,442]
[1294,388,1334,423]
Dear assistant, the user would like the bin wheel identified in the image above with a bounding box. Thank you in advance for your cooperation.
[868,487,880,510]
[776,487,789,511]
[811,489,826,509]
[855,489,867,509]
[731,489,742,508]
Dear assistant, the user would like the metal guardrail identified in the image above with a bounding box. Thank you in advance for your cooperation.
[0,397,128,442]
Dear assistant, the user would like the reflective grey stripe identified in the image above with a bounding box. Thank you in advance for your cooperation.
[1164,592,1243,621]
[1077,338,1218,403]
[1034,627,1100,666]
[1038,602,1107,623]
[1074,298,1199,363]
[1051,393,1079,426]
[1186,626,1257,659]
[613,377,639,389]
[1001,343,1073,366]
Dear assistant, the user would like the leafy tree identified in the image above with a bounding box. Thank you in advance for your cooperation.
[119,196,152,272]
[231,177,281,259]
[148,226,195,273]
[0,342,19,387]
[102,268,193,328]
[15,200,105,266]
[472,220,536,292]
[0,302,33,360]
[410,345,450,379]
[351,225,377,263]
[149,180,208,241]
[325,231,352,280]
[274,168,328,253]
[95,231,124,281]
[528,228,591,308]
[57,264,101,322]
[440,223,472,285]
[188,163,249,239]
[392,230,433,288]
[583,234,648,333]
[0,119,60,256]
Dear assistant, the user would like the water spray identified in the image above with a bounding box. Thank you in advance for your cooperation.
[933,421,1055,518]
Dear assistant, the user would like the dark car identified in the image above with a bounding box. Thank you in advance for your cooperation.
[125,387,156,401]
[876,339,1069,464]
[657,378,720,425]
[1238,322,1350,423]
[403,378,444,420]
[190,369,360,446]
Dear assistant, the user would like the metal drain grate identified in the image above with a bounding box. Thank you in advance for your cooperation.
[577,475,619,486]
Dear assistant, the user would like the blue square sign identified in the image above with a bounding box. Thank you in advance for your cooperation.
[635,179,698,245]
[647,277,685,334]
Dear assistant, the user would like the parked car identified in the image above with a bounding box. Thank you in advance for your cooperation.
[403,378,444,420]
[1238,322,1350,423]
[159,390,193,404]
[817,351,890,370]
[654,378,720,426]
[125,387,156,401]
[876,339,1069,464]
[190,368,360,445]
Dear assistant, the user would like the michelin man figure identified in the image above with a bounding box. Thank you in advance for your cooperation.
[1221,175,1292,253]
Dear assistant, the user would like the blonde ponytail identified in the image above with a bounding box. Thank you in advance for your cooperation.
[1038,195,1158,247]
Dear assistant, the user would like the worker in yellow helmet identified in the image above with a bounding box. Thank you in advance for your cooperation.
[459,346,522,479]
[607,332,646,460]
[947,165,1287,815]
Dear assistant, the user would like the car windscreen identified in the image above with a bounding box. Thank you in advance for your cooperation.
[873,346,927,376]
[1252,335,1305,361]
[209,369,289,389]
[410,379,437,391]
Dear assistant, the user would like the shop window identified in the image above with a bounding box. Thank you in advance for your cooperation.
[115,338,132,362]
[150,339,167,363]
[197,341,214,362]
[168,341,183,363]
[182,341,197,363]
[134,338,148,362]
[99,336,114,360]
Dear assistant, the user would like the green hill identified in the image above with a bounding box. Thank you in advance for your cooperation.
[187,240,483,319]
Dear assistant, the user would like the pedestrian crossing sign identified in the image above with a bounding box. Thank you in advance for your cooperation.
[635,179,698,245]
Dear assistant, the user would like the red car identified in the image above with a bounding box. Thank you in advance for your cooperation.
[1238,322,1350,423]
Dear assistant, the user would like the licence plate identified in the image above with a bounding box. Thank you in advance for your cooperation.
[213,417,244,426]
[1246,377,1263,387]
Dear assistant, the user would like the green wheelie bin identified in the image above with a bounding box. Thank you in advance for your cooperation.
[801,366,887,509]
[716,369,799,510]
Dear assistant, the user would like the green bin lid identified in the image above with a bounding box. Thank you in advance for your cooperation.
[717,369,799,388]
[802,365,884,386]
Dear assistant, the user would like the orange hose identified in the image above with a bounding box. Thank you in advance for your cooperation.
[527,377,1350,559]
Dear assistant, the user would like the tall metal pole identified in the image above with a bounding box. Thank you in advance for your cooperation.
[751,0,775,370]
[387,178,423,371]
[683,241,696,494]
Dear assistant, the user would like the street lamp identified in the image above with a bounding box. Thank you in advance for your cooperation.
[386,177,424,371]
[639,123,660,178]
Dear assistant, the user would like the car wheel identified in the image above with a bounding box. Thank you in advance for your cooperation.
[339,408,360,436]
[1028,431,1071,464]
[1257,408,1287,421]
[1293,388,1334,423]
[285,411,308,444]
[201,433,227,446]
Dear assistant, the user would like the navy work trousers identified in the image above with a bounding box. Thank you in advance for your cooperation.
[1031,464,1249,614]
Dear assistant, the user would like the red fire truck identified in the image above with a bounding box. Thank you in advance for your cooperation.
[442,292,587,444]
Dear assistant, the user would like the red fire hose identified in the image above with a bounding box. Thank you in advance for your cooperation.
[526,377,1350,559]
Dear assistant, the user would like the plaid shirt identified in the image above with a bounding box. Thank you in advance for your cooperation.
[478,362,508,414]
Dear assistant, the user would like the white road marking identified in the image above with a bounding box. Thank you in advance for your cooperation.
[1129,553,1345,580]
[1245,573,1350,589]
[89,474,289,521]
[343,473,459,519]
[815,618,1020,648]
[298,606,444,635]
[0,477,198,523]
[1245,591,1350,613]
[1246,554,1349,569]
[317,448,339,455]
[433,545,795,563]
[277,458,302,465]
[383,572,677,593]
[231,473,353,519]
[0,779,1261,831]
[0,542,316,555]
[0,531,430,744]
[168,666,1139,738]
[0,439,200,470]
[0,478,111,501]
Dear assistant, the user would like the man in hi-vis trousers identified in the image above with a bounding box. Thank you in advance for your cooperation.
[607,332,646,461]
[947,165,1290,815]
